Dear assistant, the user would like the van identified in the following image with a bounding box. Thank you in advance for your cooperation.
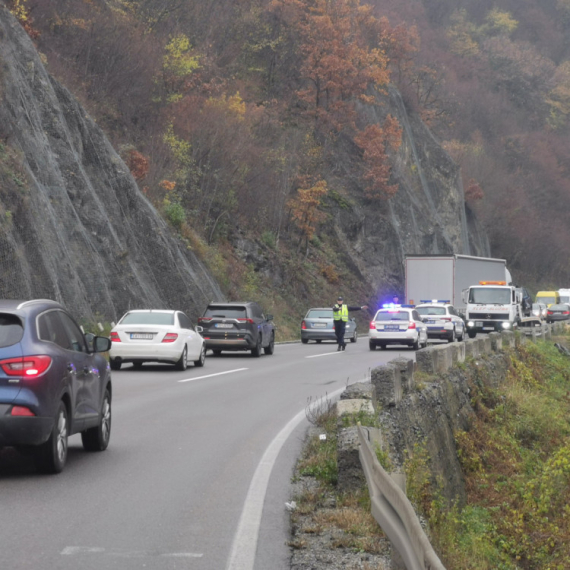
[558,289,570,304]
[536,291,560,307]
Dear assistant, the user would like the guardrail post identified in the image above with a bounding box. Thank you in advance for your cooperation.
[372,363,402,408]
[500,330,515,348]
[464,339,478,358]
[390,357,415,395]
[488,332,502,351]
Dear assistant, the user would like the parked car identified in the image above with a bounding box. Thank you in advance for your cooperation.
[368,306,428,350]
[110,310,205,370]
[300,308,357,344]
[0,299,112,473]
[532,303,547,320]
[415,301,465,342]
[546,303,570,323]
[197,302,275,357]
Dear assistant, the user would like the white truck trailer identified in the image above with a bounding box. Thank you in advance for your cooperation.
[405,254,510,312]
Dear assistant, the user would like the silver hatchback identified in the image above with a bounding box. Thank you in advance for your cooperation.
[301,308,357,344]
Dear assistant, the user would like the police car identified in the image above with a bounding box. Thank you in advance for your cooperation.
[368,305,428,350]
[415,300,465,342]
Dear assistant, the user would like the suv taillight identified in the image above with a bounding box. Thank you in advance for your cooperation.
[110,332,121,342]
[237,318,255,324]
[0,355,52,377]
[408,322,417,329]
[11,405,35,416]
[162,333,178,343]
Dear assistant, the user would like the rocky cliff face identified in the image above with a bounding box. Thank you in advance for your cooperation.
[0,5,224,322]
[325,87,490,302]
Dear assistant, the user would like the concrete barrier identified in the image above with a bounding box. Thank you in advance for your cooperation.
[488,332,502,352]
[501,330,515,348]
[372,363,402,408]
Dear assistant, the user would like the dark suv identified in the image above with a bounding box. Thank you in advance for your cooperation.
[0,299,112,473]
[198,302,275,357]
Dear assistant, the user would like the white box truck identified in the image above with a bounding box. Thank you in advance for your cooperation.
[405,254,510,312]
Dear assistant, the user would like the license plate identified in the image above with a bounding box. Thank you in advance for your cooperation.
[215,323,233,329]
[130,333,153,339]
[475,321,483,327]
[385,325,400,331]
[312,323,327,328]
[483,326,494,330]
[428,320,437,324]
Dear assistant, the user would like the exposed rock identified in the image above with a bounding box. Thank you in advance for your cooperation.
[0,6,223,321]
[340,381,375,401]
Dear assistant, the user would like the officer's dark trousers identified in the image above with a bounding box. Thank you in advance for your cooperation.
[334,320,346,347]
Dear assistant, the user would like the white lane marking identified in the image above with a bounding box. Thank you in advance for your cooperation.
[305,351,344,359]
[61,547,203,558]
[178,368,249,383]
[226,387,345,570]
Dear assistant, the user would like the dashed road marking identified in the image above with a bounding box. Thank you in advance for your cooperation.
[61,547,203,558]
[178,368,249,383]
[305,351,344,359]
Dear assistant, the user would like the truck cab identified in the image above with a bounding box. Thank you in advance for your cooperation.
[463,281,522,338]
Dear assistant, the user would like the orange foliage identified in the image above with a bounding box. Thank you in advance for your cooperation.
[354,116,402,200]
[288,177,328,245]
[125,150,149,181]
[271,0,391,131]
[465,179,484,202]
[159,180,176,192]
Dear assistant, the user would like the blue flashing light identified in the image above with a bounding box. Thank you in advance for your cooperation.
[382,303,401,309]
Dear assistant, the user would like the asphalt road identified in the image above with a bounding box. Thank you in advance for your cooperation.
[0,339,415,570]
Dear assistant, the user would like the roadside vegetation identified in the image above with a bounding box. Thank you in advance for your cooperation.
[406,331,570,569]
[290,396,390,561]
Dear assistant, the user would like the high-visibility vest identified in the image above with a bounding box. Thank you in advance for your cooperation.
[333,304,348,322]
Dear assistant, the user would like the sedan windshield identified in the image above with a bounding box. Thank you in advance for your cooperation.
[121,312,174,326]
[375,311,409,321]
[306,310,333,319]
[469,287,511,304]
[416,307,446,316]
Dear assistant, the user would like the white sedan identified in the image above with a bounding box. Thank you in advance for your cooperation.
[368,306,428,350]
[109,310,205,371]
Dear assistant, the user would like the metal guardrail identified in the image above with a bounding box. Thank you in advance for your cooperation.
[357,424,446,570]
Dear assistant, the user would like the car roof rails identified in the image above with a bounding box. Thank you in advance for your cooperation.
[16,299,60,310]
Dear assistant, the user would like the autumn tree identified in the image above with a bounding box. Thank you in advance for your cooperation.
[287,177,328,252]
[354,116,402,200]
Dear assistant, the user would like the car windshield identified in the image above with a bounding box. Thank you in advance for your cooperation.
[416,307,446,316]
[204,306,247,319]
[0,314,23,347]
[375,311,409,321]
[121,312,174,325]
[469,287,511,304]
[306,309,333,319]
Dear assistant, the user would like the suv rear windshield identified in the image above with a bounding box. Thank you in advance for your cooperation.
[0,314,23,347]
[306,309,333,319]
[375,311,410,321]
[416,307,446,316]
[121,312,174,325]
[204,306,247,319]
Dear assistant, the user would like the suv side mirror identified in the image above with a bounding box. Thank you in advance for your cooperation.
[94,336,112,353]
[266,314,274,321]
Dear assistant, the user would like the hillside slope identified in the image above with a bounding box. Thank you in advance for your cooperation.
[0,5,224,322]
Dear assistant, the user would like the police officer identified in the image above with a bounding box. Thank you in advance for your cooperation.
[332,296,368,351]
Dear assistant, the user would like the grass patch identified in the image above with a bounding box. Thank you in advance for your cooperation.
[407,336,570,569]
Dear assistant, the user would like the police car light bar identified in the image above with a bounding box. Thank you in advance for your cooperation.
[382,303,416,309]
[419,299,450,304]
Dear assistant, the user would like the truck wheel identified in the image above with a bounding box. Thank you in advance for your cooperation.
[468,330,477,339]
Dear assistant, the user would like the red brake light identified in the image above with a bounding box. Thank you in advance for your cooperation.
[548,311,553,315]
[408,322,417,329]
[370,321,376,329]
[11,405,35,416]
[0,355,52,378]
[162,333,178,343]
[110,332,121,342]
[301,321,307,330]
[237,318,255,324]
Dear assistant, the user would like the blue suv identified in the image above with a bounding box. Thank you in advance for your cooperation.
[0,300,112,473]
